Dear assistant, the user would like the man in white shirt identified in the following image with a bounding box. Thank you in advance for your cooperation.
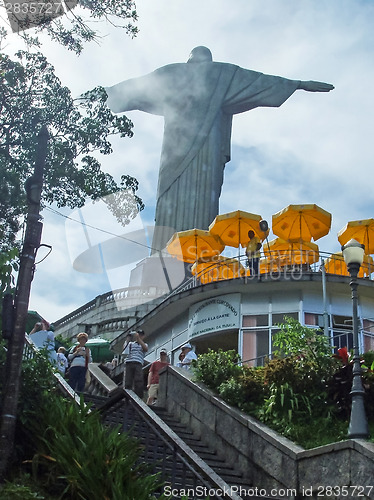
[180,343,197,371]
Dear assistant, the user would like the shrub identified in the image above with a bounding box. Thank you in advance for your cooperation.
[273,316,339,379]
[0,477,45,499]
[263,355,330,397]
[326,364,353,420]
[218,376,246,409]
[29,396,162,500]
[229,365,267,413]
[263,356,300,388]
[275,414,348,448]
[192,349,241,390]
[191,320,374,449]
[262,382,310,424]
[14,350,58,462]
[362,350,374,370]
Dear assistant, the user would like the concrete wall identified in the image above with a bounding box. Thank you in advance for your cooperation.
[158,366,374,500]
[53,287,167,342]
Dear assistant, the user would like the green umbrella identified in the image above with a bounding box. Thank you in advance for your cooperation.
[82,337,113,363]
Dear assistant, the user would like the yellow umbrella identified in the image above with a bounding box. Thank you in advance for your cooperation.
[272,204,331,242]
[324,252,374,278]
[337,219,374,255]
[191,256,245,283]
[209,210,269,248]
[263,238,319,265]
[258,258,281,274]
[166,229,224,263]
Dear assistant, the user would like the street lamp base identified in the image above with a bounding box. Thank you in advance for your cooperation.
[348,395,370,440]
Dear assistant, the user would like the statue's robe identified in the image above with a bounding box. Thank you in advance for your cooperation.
[106,62,300,252]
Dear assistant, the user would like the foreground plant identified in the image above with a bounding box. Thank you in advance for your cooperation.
[30,397,162,499]
[1,351,164,499]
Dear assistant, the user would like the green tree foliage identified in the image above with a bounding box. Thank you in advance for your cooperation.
[1,0,138,55]
[0,248,18,295]
[0,50,144,253]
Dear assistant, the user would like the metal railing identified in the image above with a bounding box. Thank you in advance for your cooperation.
[53,285,169,329]
[240,328,374,368]
[168,250,374,298]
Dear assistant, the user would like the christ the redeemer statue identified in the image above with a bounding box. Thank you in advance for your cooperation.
[105,46,334,252]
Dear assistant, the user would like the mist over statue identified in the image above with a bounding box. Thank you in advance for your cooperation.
[105,46,334,252]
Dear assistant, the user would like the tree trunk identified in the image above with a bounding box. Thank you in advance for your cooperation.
[0,126,48,479]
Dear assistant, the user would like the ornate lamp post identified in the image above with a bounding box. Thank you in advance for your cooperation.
[341,238,369,439]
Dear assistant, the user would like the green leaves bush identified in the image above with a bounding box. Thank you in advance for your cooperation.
[3,351,164,499]
[30,397,162,500]
[0,476,45,499]
[218,366,267,414]
[192,349,241,390]
[272,317,339,379]
[192,318,373,448]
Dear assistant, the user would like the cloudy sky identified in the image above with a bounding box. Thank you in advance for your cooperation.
[2,0,374,323]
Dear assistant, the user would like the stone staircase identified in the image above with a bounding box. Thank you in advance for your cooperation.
[84,391,275,500]
[152,406,253,491]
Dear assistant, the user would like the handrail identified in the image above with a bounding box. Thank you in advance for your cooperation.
[168,250,374,297]
[53,285,169,328]
[85,363,119,397]
[99,388,242,500]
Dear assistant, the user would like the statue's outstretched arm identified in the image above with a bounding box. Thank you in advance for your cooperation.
[298,80,334,92]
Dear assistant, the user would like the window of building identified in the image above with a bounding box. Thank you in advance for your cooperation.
[272,312,298,325]
[242,329,269,367]
[242,315,268,327]
[305,313,330,328]
[332,314,353,352]
[242,312,301,365]
[363,319,374,351]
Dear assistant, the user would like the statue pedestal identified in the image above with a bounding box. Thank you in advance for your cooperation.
[129,254,190,292]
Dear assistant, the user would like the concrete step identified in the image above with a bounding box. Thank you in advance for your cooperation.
[92,398,263,498]
[151,406,254,494]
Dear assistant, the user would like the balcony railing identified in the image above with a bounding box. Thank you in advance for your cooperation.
[168,250,374,298]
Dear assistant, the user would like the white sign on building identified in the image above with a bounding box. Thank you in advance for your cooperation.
[188,294,240,337]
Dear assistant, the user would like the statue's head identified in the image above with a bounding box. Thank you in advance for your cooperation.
[187,46,213,63]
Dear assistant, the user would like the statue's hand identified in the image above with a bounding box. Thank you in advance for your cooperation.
[299,80,334,92]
